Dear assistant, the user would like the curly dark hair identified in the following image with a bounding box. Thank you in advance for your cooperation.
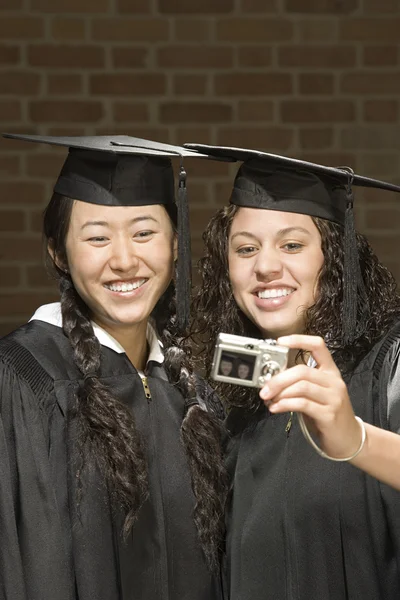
[194,204,400,410]
[43,193,227,570]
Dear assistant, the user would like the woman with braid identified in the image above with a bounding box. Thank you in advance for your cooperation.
[186,143,400,600]
[0,134,226,600]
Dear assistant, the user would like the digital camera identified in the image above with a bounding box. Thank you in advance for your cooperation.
[211,333,288,388]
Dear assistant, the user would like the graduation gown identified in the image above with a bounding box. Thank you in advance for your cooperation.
[0,312,223,600]
[224,329,400,600]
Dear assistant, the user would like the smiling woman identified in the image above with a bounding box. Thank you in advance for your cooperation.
[0,134,227,600]
[188,142,400,600]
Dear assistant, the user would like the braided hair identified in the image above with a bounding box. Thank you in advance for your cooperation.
[44,193,227,570]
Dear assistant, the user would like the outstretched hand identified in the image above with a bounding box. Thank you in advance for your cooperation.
[260,334,363,460]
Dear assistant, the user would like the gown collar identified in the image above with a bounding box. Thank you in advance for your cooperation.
[29,302,164,365]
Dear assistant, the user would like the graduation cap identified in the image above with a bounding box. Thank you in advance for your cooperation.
[184,143,400,344]
[3,133,214,333]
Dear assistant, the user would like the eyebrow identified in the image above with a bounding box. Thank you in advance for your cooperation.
[230,226,311,243]
[80,215,159,231]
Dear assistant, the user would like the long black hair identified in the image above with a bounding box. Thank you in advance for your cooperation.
[43,193,227,570]
[194,204,400,410]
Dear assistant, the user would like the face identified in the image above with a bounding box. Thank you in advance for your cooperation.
[228,208,324,339]
[237,363,250,379]
[63,201,176,336]
[220,359,233,376]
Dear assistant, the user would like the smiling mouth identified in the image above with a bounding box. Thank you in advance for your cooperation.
[257,288,295,299]
[104,279,148,293]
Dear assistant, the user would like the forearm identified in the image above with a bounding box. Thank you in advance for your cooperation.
[351,423,400,490]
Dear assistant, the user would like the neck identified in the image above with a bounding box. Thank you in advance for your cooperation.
[93,319,149,371]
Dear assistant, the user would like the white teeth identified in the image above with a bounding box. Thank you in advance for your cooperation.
[257,288,294,299]
[105,279,146,293]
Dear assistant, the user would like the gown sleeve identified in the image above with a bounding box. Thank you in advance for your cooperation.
[0,360,74,600]
[376,338,400,572]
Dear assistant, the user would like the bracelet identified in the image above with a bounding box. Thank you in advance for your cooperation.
[297,413,366,462]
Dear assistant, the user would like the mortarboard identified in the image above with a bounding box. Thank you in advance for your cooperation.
[184,143,400,344]
[3,133,215,333]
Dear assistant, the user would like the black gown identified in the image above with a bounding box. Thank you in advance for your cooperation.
[224,328,400,600]
[0,316,223,600]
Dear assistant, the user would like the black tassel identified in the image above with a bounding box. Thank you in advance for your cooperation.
[342,172,369,346]
[176,162,191,334]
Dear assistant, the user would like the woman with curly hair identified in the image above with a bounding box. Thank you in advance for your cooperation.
[0,134,226,600]
[186,143,400,600]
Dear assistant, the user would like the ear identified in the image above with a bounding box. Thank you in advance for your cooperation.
[47,240,68,273]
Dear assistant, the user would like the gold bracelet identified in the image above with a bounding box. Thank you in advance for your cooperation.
[297,414,366,462]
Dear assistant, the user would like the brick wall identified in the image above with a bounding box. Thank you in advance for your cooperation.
[0,0,400,335]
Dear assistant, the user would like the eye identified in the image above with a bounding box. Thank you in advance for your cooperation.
[236,245,258,256]
[282,242,304,252]
[134,230,154,240]
[88,236,108,243]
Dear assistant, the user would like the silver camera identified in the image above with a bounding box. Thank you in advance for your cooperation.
[211,333,288,388]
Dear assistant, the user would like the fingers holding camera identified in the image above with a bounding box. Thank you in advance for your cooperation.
[259,334,364,460]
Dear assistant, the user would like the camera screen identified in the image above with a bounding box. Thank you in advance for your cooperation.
[218,352,256,381]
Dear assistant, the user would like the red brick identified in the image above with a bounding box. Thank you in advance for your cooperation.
[299,74,334,95]
[214,181,238,208]
[0,182,46,206]
[362,188,400,206]
[340,19,400,42]
[0,0,23,7]
[157,46,233,69]
[215,73,292,95]
[47,127,87,137]
[160,102,232,124]
[0,238,43,261]
[90,73,166,95]
[0,100,22,122]
[96,126,170,141]
[173,75,208,95]
[31,0,109,11]
[364,100,398,123]
[363,46,398,67]
[0,45,20,66]
[0,129,37,152]
[112,47,149,69]
[217,18,293,42]
[26,153,65,178]
[159,0,233,13]
[0,72,40,95]
[240,0,279,11]
[359,153,399,176]
[26,265,55,288]
[29,210,43,233]
[0,17,44,39]
[281,101,355,123]
[299,128,333,150]
[172,19,211,42]
[341,72,400,94]
[28,45,104,68]
[0,266,21,288]
[176,127,214,146]
[47,74,83,95]
[112,102,149,122]
[364,0,399,12]
[0,210,26,232]
[0,155,21,176]
[0,292,59,316]
[297,19,339,42]
[51,18,86,40]
[189,207,224,233]
[0,321,26,336]
[285,0,358,12]
[92,18,169,41]
[216,127,293,151]
[29,101,104,123]
[367,235,400,261]
[341,126,400,150]
[238,47,272,67]
[238,100,274,122]
[117,0,151,11]
[279,46,356,68]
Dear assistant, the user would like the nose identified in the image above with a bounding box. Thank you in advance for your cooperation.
[108,237,139,273]
[254,245,283,281]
